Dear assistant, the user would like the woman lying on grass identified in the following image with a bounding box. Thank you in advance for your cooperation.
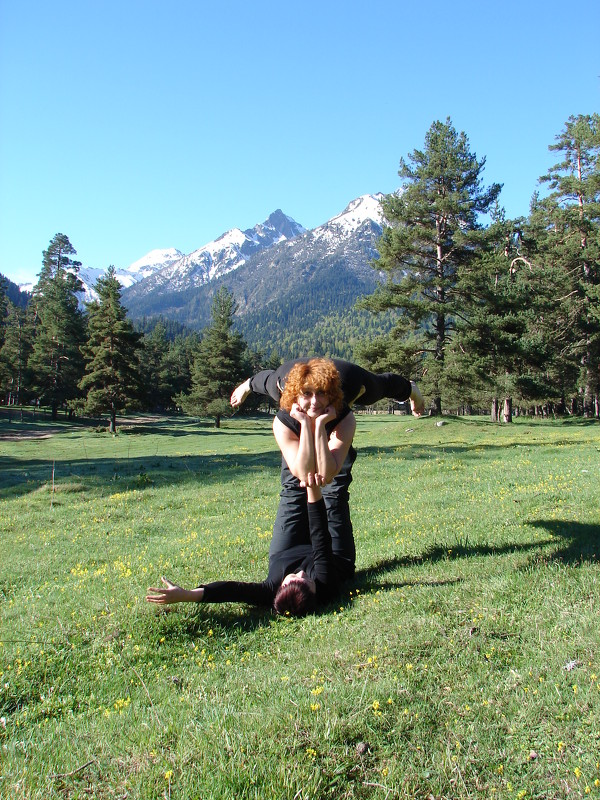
[146,399,355,617]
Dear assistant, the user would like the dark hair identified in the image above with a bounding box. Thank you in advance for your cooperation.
[273,580,317,617]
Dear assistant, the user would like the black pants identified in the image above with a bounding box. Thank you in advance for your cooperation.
[268,446,356,580]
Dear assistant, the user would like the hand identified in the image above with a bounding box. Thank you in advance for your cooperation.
[230,379,251,408]
[315,405,337,425]
[146,577,202,605]
[409,382,425,417]
[299,472,327,488]
[290,402,309,424]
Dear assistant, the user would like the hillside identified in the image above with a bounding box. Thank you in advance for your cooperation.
[122,196,388,357]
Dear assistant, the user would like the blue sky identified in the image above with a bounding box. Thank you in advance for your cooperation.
[1,0,598,286]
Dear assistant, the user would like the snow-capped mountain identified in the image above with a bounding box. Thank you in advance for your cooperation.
[16,194,386,349]
[126,248,184,280]
[122,210,305,300]
[69,249,183,304]
[121,193,386,337]
[312,193,384,244]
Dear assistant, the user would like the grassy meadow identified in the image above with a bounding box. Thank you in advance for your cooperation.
[1,411,599,799]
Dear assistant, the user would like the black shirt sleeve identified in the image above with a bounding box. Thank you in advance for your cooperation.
[200,580,276,607]
[248,371,281,403]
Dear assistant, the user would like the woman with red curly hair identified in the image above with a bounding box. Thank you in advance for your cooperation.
[267,358,357,580]
[230,357,424,570]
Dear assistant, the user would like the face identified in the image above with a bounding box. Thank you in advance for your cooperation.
[297,386,330,417]
[281,570,317,594]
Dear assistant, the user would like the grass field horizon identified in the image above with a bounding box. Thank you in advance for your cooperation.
[1,412,599,799]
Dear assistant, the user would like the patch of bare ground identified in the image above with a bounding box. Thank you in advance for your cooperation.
[0,429,56,441]
[0,415,167,441]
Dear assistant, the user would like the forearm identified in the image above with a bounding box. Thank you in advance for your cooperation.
[288,420,316,482]
[202,580,275,607]
[182,587,205,602]
[314,421,339,483]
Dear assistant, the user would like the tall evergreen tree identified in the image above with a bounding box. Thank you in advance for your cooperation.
[359,118,502,413]
[162,333,197,403]
[79,267,143,432]
[0,277,7,351]
[0,302,34,406]
[532,114,600,417]
[28,234,86,418]
[447,211,564,419]
[180,287,248,427]
[140,321,172,411]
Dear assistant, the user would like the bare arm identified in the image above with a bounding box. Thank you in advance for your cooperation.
[146,577,204,605]
[314,409,356,484]
[409,381,425,416]
[274,407,355,487]
[273,406,316,484]
[230,378,252,408]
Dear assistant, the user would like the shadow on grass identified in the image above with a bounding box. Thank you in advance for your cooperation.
[0,449,283,499]
[526,519,600,562]
[146,555,466,641]
[357,436,595,462]
[143,522,598,641]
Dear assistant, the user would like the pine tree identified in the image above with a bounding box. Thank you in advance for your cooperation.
[359,118,502,413]
[532,114,600,417]
[0,277,7,351]
[79,267,143,432]
[28,234,86,418]
[140,321,172,411]
[0,301,34,406]
[180,287,248,427]
[447,212,550,418]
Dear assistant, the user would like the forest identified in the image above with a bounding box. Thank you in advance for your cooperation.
[0,113,599,423]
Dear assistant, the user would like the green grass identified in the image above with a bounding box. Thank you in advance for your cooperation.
[1,413,599,799]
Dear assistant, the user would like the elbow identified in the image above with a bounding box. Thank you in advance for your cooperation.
[288,463,310,484]
[322,462,342,485]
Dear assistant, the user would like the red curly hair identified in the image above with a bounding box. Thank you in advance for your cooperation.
[279,358,343,413]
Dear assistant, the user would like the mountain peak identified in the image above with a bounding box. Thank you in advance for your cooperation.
[127,248,184,276]
[330,194,384,227]
[60,194,382,310]
[261,209,306,240]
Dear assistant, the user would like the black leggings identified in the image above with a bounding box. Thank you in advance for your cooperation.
[268,447,356,581]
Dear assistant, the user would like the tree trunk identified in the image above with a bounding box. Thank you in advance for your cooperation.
[215,414,221,429]
[491,398,499,422]
[109,409,117,434]
[503,397,513,424]
[570,396,578,415]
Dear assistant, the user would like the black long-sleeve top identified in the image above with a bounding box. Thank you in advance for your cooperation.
[200,498,342,608]
[249,358,412,407]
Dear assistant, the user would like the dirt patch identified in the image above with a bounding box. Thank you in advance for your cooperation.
[0,415,167,441]
[0,429,56,441]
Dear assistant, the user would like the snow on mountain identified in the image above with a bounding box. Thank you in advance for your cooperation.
[312,194,384,244]
[123,210,306,298]
[21,195,384,307]
[72,249,182,304]
[126,248,184,278]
